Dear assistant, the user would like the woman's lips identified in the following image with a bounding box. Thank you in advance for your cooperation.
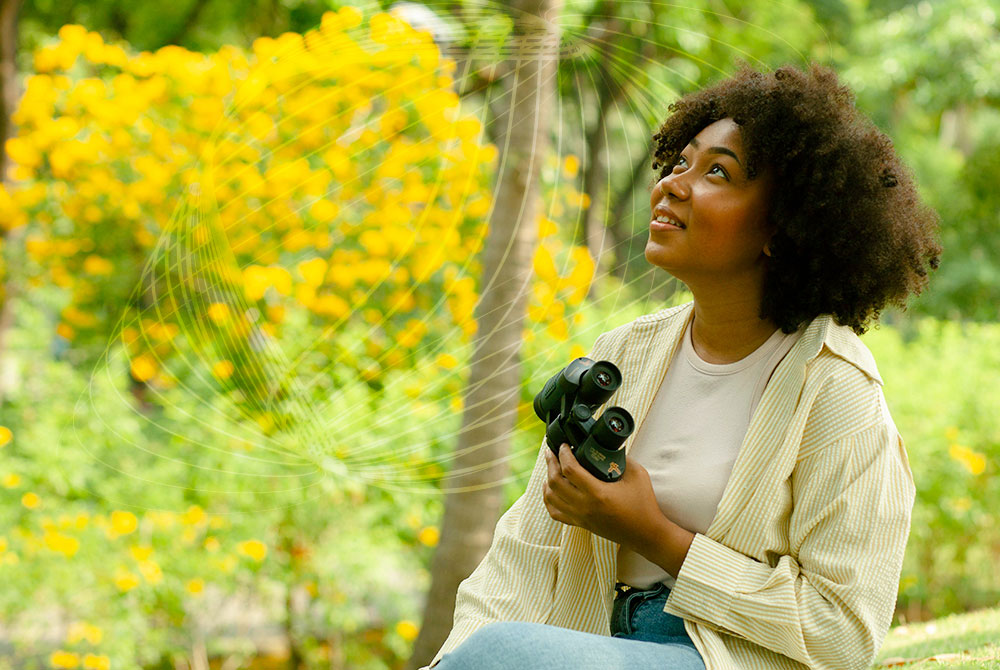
[650,219,685,232]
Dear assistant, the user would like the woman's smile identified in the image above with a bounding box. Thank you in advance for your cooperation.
[644,117,774,285]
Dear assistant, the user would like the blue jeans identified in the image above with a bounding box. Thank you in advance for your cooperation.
[435,583,705,669]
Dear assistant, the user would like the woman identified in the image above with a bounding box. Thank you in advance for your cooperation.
[425,63,942,670]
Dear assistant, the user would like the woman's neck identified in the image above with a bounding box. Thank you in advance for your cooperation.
[689,291,778,365]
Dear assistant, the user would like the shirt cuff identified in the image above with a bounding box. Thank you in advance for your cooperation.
[665,532,753,633]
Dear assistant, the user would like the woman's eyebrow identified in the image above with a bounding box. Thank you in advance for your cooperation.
[688,137,743,167]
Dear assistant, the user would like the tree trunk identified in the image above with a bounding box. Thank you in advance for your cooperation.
[405,1,562,668]
[605,142,654,280]
[0,0,24,408]
[575,13,627,291]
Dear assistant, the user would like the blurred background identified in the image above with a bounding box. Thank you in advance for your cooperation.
[0,0,997,668]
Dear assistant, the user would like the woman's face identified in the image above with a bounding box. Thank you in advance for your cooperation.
[644,118,774,285]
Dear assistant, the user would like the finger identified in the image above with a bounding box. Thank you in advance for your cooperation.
[557,443,587,488]
[542,480,571,524]
[545,446,562,481]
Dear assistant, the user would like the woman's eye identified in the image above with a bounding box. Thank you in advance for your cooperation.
[675,156,688,168]
[709,164,729,179]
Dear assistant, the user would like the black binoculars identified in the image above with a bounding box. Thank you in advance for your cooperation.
[532,357,635,482]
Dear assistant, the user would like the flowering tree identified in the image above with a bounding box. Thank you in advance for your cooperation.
[0,7,597,667]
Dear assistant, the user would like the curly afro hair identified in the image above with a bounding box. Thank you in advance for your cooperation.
[650,62,942,335]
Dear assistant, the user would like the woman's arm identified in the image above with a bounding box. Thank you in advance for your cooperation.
[665,419,914,670]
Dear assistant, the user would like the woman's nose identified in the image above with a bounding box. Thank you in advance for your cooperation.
[653,167,690,204]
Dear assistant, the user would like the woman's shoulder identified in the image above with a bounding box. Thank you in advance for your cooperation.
[590,301,694,356]
[798,345,890,454]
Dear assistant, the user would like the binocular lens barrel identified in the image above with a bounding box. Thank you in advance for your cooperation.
[590,408,635,449]
[578,361,622,406]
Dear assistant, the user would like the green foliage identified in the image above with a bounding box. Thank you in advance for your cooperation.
[876,606,1000,669]
[863,319,1000,620]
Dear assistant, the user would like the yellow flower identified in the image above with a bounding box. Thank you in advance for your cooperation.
[212,360,234,380]
[129,544,152,561]
[114,568,140,592]
[207,302,230,324]
[50,650,80,669]
[949,444,987,475]
[109,510,138,537]
[5,136,41,168]
[0,425,11,446]
[83,654,110,670]
[182,505,206,526]
[186,578,205,595]
[297,257,328,287]
[435,353,458,370]
[138,559,163,584]
[2,473,20,488]
[309,198,339,223]
[563,154,580,178]
[339,5,363,29]
[237,539,267,561]
[21,492,40,509]
[417,526,440,547]
[67,622,103,645]
[532,246,559,282]
[204,536,220,552]
[44,531,80,558]
[129,354,157,383]
[396,620,419,642]
[82,255,113,276]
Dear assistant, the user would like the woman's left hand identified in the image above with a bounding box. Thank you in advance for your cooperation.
[543,443,695,577]
[542,443,660,551]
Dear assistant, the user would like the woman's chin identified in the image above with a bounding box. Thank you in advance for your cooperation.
[644,243,675,272]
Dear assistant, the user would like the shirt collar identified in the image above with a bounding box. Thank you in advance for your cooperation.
[637,301,883,387]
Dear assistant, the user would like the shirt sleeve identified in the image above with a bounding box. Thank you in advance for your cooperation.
[425,438,565,667]
[666,420,915,670]
[426,333,614,668]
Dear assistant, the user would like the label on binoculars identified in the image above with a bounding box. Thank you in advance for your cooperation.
[588,447,605,462]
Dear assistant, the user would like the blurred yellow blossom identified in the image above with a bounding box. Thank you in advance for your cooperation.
[186,578,205,595]
[212,360,235,380]
[67,621,103,645]
[237,539,267,561]
[129,545,152,561]
[182,505,206,526]
[563,154,580,178]
[0,425,11,446]
[108,510,138,537]
[22,492,40,509]
[138,559,163,584]
[114,568,140,592]
[44,531,80,558]
[949,444,986,475]
[396,620,419,641]
[207,302,230,324]
[83,654,110,670]
[417,526,440,547]
[129,354,157,383]
[2,473,20,488]
[436,353,458,370]
[50,650,80,669]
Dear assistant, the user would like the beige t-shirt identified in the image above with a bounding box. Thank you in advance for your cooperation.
[616,318,802,589]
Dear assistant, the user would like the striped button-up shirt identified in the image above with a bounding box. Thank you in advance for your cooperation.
[429,301,914,670]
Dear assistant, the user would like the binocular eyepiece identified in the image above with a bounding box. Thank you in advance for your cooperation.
[533,357,634,482]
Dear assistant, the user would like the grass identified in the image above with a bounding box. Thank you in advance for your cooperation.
[875,607,1000,669]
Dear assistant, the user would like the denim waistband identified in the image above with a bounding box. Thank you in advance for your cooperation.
[610,581,693,645]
